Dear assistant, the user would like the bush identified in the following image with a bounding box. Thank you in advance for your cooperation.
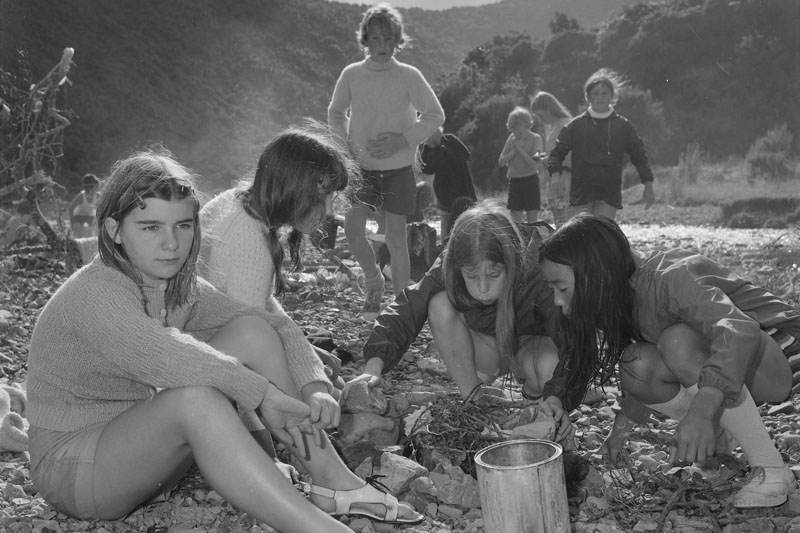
[746,123,794,182]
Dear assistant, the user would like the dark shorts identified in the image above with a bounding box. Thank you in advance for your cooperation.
[507,174,540,211]
[29,424,107,519]
[353,166,416,216]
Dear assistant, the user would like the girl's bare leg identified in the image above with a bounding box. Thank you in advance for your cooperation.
[91,386,350,532]
[208,316,418,520]
[384,211,410,292]
[591,201,617,221]
[428,292,483,396]
[513,335,559,397]
[525,209,539,223]
[510,210,523,223]
[345,203,379,279]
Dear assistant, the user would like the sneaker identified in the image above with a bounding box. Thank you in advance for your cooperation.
[362,271,385,322]
[733,465,795,508]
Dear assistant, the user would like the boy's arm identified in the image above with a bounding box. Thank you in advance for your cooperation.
[327,69,352,147]
[404,68,445,148]
[498,135,516,166]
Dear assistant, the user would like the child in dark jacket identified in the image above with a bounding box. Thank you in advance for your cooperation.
[347,201,582,440]
[420,127,477,240]
[547,68,655,220]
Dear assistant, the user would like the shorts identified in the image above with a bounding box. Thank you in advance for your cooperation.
[353,166,416,216]
[507,174,540,211]
[28,423,106,520]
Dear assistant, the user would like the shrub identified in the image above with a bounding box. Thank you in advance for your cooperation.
[746,124,794,182]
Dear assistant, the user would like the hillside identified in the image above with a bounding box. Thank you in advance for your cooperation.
[0,0,638,191]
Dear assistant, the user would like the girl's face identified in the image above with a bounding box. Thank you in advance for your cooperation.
[105,197,196,281]
[293,200,328,235]
[534,108,554,124]
[461,260,507,305]
[540,259,575,316]
[587,83,614,113]
[366,25,397,63]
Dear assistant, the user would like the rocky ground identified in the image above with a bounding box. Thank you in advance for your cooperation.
[2,202,800,532]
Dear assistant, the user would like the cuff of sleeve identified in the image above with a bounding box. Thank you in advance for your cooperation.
[697,373,737,406]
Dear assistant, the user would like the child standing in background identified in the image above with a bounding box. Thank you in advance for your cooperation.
[419,126,477,241]
[498,106,543,224]
[539,215,798,508]
[531,91,573,227]
[328,2,445,321]
[69,173,100,238]
[547,68,655,221]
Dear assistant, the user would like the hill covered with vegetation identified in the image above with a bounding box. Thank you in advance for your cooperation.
[0,0,797,195]
[0,0,637,191]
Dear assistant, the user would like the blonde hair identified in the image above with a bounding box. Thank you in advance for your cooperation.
[507,106,533,129]
[357,3,409,53]
[530,91,572,120]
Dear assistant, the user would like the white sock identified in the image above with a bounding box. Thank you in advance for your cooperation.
[719,385,783,468]
[644,384,698,421]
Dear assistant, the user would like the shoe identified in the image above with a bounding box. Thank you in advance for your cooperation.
[362,271,385,322]
[733,465,795,508]
[309,481,425,525]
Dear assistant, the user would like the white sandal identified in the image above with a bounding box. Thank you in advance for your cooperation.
[308,480,424,525]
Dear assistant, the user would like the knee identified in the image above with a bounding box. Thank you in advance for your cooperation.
[428,292,458,329]
[618,343,661,399]
[164,386,233,419]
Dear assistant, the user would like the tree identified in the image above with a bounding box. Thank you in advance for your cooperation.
[549,11,581,35]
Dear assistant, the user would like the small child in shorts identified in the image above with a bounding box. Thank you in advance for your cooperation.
[498,106,543,223]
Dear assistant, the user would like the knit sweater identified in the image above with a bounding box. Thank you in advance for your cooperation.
[27,257,328,432]
[328,57,444,171]
[199,188,329,394]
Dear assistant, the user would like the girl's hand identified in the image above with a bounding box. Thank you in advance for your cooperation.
[672,407,716,464]
[540,396,572,441]
[367,132,407,159]
[302,383,341,430]
[549,173,565,196]
[598,414,635,466]
[341,372,382,401]
[258,385,314,455]
[643,182,656,209]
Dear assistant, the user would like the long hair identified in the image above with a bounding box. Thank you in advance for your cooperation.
[96,149,200,309]
[530,91,572,121]
[238,119,359,296]
[358,3,409,53]
[442,200,525,363]
[539,214,640,389]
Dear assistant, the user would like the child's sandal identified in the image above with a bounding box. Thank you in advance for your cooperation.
[308,479,424,525]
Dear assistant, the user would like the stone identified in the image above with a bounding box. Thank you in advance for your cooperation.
[378,452,428,493]
[338,412,398,446]
[341,381,388,414]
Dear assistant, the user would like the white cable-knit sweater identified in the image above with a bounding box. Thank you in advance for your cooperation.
[199,189,325,395]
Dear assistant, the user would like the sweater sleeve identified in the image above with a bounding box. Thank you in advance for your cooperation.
[191,280,331,394]
[402,68,445,149]
[65,276,271,411]
[363,259,446,371]
[328,67,352,147]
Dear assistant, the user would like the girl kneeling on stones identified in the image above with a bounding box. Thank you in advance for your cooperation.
[539,214,799,508]
[350,200,582,437]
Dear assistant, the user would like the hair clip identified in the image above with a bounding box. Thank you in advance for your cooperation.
[134,192,146,209]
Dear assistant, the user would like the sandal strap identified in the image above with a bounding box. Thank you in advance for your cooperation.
[309,483,400,522]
